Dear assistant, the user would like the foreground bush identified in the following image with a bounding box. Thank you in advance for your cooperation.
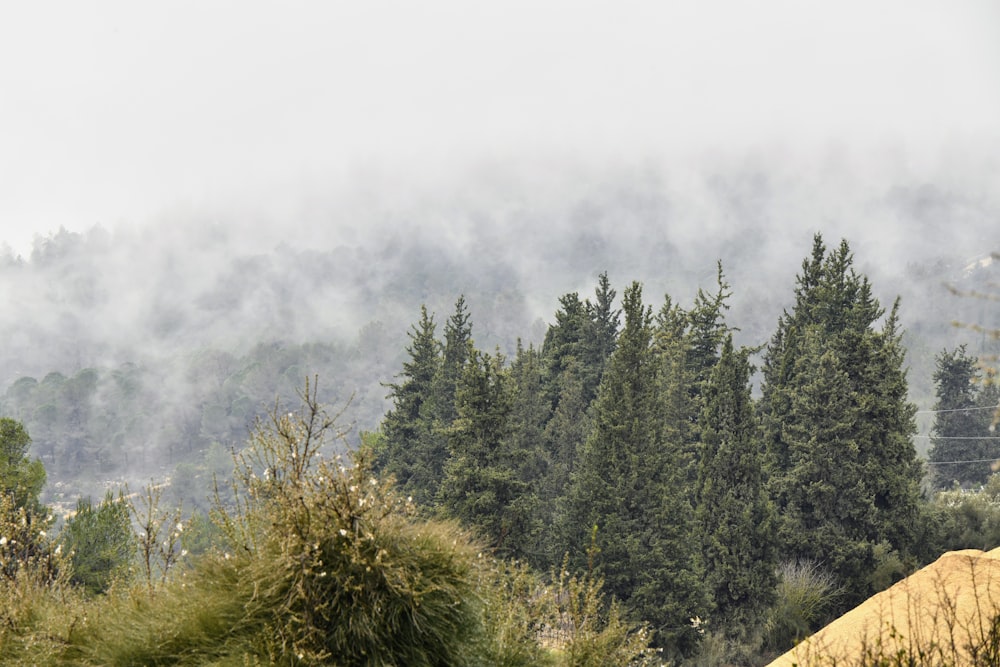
[71,380,488,666]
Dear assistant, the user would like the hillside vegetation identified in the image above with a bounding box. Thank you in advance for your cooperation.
[1,234,999,665]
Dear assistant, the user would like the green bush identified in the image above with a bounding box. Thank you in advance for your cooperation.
[60,491,135,594]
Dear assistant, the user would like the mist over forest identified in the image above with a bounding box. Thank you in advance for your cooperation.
[0,155,997,506]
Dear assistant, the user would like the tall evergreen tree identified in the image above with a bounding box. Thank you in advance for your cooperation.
[760,235,923,608]
[542,273,620,408]
[431,295,473,426]
[581,271,620,400]
[673,263,734,482]
[437,346,537,557]
[376,296,474,509]
[500,341,551,564]
[685,262,733,396]
[695,335,778,637]
[566,282,708,652]
[928,346,1000,489]
[542,292,590,387]
[373,305,444,506]
[544,359,592,565]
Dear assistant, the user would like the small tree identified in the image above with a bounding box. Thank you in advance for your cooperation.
[0,418,46,519]
[0,418,55,582]
[374,304,444,506]
[60,490,135,594]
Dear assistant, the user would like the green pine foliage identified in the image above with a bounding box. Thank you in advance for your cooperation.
[432,295,474,427]
[0,419,55,583]
[695,335,779,639]
[565,282,709,654]
[927,473,1000,553]
[580,272,620,402]
[760,235,923,612]
[542,292,592,399]
[928,346,1000,489]
[60,490,135,594]
[438,347,529,556]
[374,304,444,507]
[500,342,552,566]
[542,273,620,409]
[685,262,733,399]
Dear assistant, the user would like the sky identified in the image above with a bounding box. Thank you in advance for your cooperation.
[1,1,999,256]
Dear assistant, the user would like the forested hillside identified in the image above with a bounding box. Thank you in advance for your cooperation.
[1,227,1000,664]
[1,179,997,507]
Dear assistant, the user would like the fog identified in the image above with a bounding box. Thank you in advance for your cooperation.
[0,2,998,500]
[3,1,998,244]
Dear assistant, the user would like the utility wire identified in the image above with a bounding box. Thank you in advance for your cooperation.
[915,405,1000,415]
[914,435,1000,440]
[926,458,1000,466]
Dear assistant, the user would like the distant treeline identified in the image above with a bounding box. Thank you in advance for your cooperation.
[0,339,393,504]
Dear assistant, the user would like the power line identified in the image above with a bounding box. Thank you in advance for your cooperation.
[915,405,1000,415]
[914,435,1000,440]
[926,457,1000,466]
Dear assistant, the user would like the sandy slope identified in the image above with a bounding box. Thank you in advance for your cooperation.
[767,548,1000,666]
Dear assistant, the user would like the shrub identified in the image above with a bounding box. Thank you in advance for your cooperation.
[75,379,491,666]
[764,560,842,651]
[60,490,135,594]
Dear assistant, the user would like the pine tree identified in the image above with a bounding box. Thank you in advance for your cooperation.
[685,262,733,396]
[0,419,55,581]
[581,271,620,401]
[375,297,475,510]
[431,295,473,426]
[542,291,590,388]
[545,358,593,568]
[673,264,734,483]
[437,347,536,558]
[501,341,551,564]
[760,235,923,608]
[929,346,1000,489]
[373,305,444,506]
[0,418,46,520]
[542,273,620,408]
[60,490,135,594]
[566,282,708,652]
[695,335,778,637]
